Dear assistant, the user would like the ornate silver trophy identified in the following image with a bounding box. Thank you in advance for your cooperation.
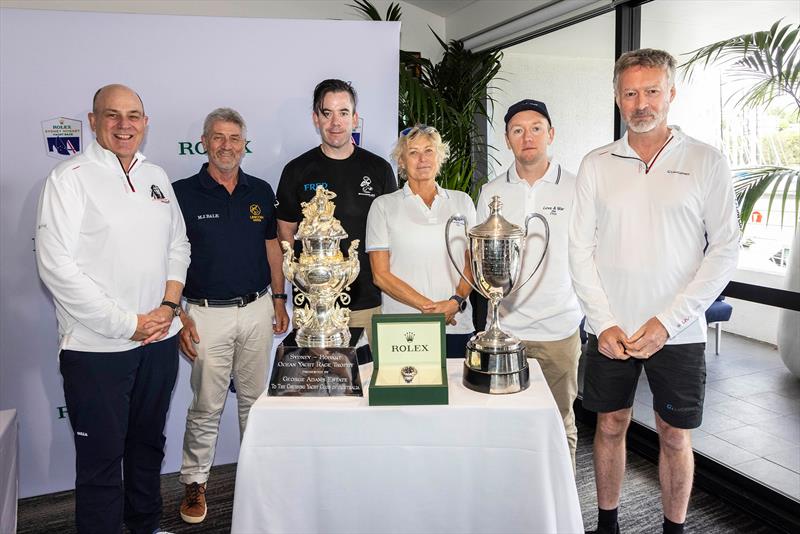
[281,186,360,347]
[445,196,550,394]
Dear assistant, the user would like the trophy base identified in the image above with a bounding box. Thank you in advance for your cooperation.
[462,343,530,394]
[296,328,351,348]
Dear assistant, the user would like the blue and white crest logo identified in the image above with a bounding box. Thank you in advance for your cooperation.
[351,117,363,146]
[42,117,82,159]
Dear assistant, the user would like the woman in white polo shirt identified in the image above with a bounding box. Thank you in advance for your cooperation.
[366,124,475,357]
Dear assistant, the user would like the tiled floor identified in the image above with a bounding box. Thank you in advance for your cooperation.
[631,329,800,500]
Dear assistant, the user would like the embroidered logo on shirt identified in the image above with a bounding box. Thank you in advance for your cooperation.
[667,170,690,175]
[197,213,219,220]
[359,176,376,197]
[250,203,264,222]
[542,205,564,216]
[150,185,170,203]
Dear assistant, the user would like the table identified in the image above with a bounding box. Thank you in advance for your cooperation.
[0,409,18,534]
[231,360,583,533]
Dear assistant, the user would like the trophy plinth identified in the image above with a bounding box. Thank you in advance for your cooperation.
[446,196,550,394]
[282,186,360,348]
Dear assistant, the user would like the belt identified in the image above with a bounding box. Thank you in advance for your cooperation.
[186,287,270,308]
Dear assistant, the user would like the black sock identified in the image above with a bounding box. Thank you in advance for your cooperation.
[598,507,618,528]
[663,516,684,534]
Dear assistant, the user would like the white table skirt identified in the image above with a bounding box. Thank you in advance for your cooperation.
[0,409,18,534]
[232,360,583,534]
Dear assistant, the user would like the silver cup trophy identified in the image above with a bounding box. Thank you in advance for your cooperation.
[281,186,360,347]
[446,196,549,394]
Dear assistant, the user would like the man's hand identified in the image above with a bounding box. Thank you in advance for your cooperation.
[131,312,171,343]
[273,299,289,334]
[421,300,459,325]
[597,325,629,360]
[178,313,200,361]
[623,317,668,359]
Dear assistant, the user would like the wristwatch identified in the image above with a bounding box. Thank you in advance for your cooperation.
[449,294,467,313]
[160,300,182,317]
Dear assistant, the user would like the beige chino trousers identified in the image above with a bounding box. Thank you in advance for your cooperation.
[522,329,581,471]
[179,295,274,485]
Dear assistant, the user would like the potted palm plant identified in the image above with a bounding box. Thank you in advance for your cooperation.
[349,0,502,198]
[680,20,799,375]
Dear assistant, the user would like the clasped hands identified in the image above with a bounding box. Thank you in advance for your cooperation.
[598,317,668,360]
[130,305,175,345]
[421,299,459,325]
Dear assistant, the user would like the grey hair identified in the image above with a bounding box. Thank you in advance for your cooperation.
[391,125,450,180]
[203,107,247,139]
[613,48,676,94]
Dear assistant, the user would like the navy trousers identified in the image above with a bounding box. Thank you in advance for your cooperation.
[60,335,178,534]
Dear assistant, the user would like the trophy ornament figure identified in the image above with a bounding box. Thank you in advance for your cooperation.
[281,185,360,347]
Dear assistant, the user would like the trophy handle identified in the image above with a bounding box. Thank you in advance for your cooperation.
[509,213,550,296]
[445,215,482,296]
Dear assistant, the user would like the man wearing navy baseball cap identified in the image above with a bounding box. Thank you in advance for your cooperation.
[477,98,583,468]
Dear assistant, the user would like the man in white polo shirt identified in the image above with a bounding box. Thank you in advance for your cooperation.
[477,99,583,467]
[570,49,739,534]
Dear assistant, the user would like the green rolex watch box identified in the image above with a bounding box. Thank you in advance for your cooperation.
[368,313,448,406]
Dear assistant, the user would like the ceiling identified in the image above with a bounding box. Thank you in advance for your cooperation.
[404,0,477,17]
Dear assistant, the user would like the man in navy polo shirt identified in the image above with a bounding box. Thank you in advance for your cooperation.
[172,108,289,524]
[276,79,396,345]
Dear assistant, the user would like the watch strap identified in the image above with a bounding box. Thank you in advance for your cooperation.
[449,294,466,312]
[160,300,181,316]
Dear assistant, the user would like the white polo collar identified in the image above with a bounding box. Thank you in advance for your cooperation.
[505,159,562,185]
[401,181,451,199]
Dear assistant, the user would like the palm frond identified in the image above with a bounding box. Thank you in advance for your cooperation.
[680,20,800,112]
[733,166,800,230]
[349,0,383,21]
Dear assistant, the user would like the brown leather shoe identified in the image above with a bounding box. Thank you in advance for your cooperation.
[180,482,207,524]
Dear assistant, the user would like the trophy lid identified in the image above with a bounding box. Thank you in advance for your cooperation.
[469,196,524,239]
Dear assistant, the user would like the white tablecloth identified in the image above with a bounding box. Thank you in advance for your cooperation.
[232,360,583,534]
[0,409,18,534]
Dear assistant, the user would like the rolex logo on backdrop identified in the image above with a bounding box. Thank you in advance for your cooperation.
[178,139,253,155]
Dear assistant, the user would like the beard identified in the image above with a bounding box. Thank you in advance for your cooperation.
[626,107,668,134]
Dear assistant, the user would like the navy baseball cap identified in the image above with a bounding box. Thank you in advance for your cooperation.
[504,99,552,127]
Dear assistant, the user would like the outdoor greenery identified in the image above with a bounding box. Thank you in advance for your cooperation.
[349,0,502,198]
[681,20,800,231]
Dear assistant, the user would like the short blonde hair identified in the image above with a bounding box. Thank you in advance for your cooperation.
[391,124,450,179]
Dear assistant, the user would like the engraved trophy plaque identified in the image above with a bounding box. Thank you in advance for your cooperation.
[445,196,550,394]
[281,185,360,347]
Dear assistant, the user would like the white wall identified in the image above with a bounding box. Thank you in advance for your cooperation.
[487,11,615,177]
[723,269,783,345]
[0,0,447,62]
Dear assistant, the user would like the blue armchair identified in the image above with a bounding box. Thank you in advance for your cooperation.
[705,296,733,355]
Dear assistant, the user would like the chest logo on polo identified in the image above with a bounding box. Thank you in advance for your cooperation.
[667,170,690,176]
[197,213,219,220]
[150,184,169,203]
[542,205,564,216]
[359,176,376,197]
[250,203,264,222]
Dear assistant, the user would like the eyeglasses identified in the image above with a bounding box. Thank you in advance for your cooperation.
[400,124,438,136]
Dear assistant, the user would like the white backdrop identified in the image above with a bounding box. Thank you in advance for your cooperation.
[0,8,399,498]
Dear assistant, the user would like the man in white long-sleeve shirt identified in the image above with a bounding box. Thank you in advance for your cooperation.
[36,84,190,534]
[569,50,739,534]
